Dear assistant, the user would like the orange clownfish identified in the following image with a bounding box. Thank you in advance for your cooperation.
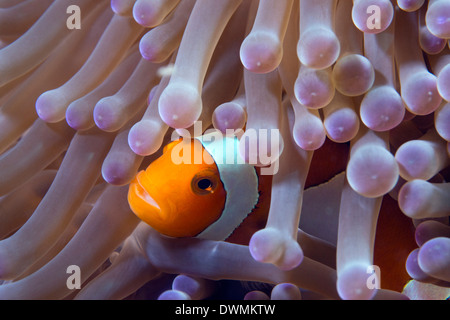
[128,132,272,243]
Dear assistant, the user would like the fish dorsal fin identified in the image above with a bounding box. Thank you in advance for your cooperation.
[195,131,259,240]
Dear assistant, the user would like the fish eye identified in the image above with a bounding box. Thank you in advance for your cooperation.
[197,178,212,190]
[191,170,219,195]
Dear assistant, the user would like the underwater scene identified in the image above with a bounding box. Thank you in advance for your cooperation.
[0,0,449,301]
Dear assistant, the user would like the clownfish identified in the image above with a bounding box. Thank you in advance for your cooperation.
[128,132,417,292]
[128,132,272,243]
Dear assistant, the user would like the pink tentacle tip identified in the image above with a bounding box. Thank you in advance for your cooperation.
[337,263,379,300]
[93,97,119,132]
[406,249,430,281]
[249,228,304,271]
[426,0,450,39]
[35,90,67,123]
[360,86,405,132]
[158,83,202,129]
[240,32,282,74]
[101,163,130,186]
[293,119,326,151]
[110,0,129,15]
[418,237,450,281]
[347,145,399,198]
[128,119,164,156]
[402,72,442,115]
[158,289,191,300]
[437,65,450,102]
[212,102,247,133]
[271,283,302,300]
[397,0,425,12]
[352,0,394,34]
[133,0,159,28]
[139,38,157,61]
[324,109,360,143]
[244,291,270,300]
[298,28,340,69]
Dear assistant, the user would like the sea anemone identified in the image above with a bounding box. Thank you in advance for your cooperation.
[0,0,449,301]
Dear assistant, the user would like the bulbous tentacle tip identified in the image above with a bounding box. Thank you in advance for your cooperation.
[139,36,161,62]
[397,0,425,12]
[418,237,450,282]
[419,25,447,55]
[240,31,282,74]
[93,95,134,133]
[172,275,214,300]
[360,86,405,132]
[271,283,302,300]
[35,90,67,123]
[415,220,449,247]
[212,102,247,133]
[324,108,360,143]
[65,101,94,131]
[352,0,394,34]
[333,54,375,97]
[244,290,270,300]
[128,120,165,156]
[292,117,326,151]
[337,263,379,300]
[426,0,450,39]
[297,28,340,69]
[437,65,450,102]
[132,0,158,28]
[101,162,131,186]
[158,289,191,300]
[249,228,303,271]
[405,248,431,281]
[64,112,80,131]
[347,145,399,198]
[402,72,442,116]
[158,83,202,129]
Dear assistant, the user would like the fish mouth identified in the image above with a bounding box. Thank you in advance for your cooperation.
[128,171,162,223]
[135,175,160,209]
